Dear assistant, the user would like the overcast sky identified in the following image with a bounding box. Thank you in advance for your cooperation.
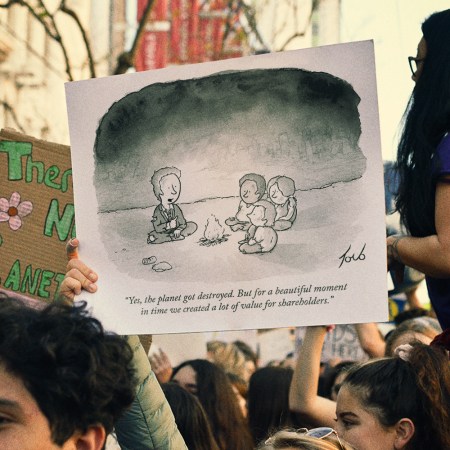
[341,0,449,160]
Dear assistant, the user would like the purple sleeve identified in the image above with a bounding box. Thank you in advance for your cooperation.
[435,133,450,177]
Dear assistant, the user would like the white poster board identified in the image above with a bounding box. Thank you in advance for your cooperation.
[66,41,387,334]
[295,326,369,363]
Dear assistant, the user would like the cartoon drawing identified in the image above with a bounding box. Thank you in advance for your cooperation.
[142,255,172,272]
[142,256,157,265]
[0,192,33,231]
[147,167,197,244]
[267,176,297,231]
[199,214,230,246]
[225,173,266,232]
[239,199,278,254]
[90,66,368,282]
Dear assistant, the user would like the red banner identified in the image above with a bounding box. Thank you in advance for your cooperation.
[197,0,235,62]
[137,0,244,68]
[136,0,170,71]
[169,0,200,64]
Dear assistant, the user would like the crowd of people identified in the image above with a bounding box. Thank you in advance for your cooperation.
[1,7,450,450]
[2,283,449,450]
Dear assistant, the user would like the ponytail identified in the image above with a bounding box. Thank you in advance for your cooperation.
[407,343,450,449]
[343,343,450,449]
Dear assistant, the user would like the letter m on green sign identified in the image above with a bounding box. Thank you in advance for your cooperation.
[44,199,75,241]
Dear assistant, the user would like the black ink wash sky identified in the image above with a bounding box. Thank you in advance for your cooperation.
[94,68,365,213]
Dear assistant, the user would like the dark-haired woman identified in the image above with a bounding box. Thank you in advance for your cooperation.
[335,341,450,450]
[171,359,253,450]
[161,382,220,450]
[387,9,450,330]
[290,327,450,450]
[247,366,301,446]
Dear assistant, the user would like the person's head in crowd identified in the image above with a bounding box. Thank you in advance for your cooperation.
[206,339,226,357]
[393,307,432,326]
[171,358,253,450]
[257,428,354,450]
[336,342,450,450]
[206,340,249,382]
[234,339,259,376]
[247,366,299,446]
[0,297,136,450]
[319,361,356,401]
[265,351,297,369]
[280,351,297,369]
[384,317,441,356]
[161,382,220,450]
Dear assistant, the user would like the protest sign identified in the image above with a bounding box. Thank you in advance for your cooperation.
[295,326,369,363]
[66,41,388,334]
[258,328,295,366]
[0,129,73,303]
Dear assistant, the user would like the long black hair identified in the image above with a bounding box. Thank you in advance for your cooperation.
[161,382,220,450]
[395,9,450,236]
[247,366,300,446]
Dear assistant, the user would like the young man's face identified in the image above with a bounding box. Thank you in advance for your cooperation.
[159,173,181,205]
[240,179,259,204]
[0,364,76,449]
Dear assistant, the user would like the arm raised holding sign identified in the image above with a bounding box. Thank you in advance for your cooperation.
[289,326,337,428]
[58,239,187,450]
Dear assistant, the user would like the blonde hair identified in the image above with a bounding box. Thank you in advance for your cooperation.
[258,429,352,450]
[207,341,248,381]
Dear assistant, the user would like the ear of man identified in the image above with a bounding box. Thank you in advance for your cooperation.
[68,426,106,450]
[394,418,415,449]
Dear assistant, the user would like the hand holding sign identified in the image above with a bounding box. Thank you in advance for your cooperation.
[58,238,98,303]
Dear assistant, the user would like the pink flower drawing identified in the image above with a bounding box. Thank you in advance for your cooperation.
[0,192,33,231]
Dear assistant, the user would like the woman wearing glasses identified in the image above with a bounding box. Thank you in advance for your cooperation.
[387,8,450,331]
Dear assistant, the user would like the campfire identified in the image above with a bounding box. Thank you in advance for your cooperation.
[199,215,229,246]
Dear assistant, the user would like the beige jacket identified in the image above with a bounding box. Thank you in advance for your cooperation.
[114,336,187,450]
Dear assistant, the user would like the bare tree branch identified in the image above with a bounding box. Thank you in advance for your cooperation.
[239,0,268,51]
[279,32,305,51]
[0,0,15,8]
[0,0,74,79]
[278,0,319,51]
[220,0,270,56]
[35,0,74,80]
[114,0,156,75]
[60,0,96,78]
[0,19,65,77]
[221,0,235,54]
[1,101,26,133]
